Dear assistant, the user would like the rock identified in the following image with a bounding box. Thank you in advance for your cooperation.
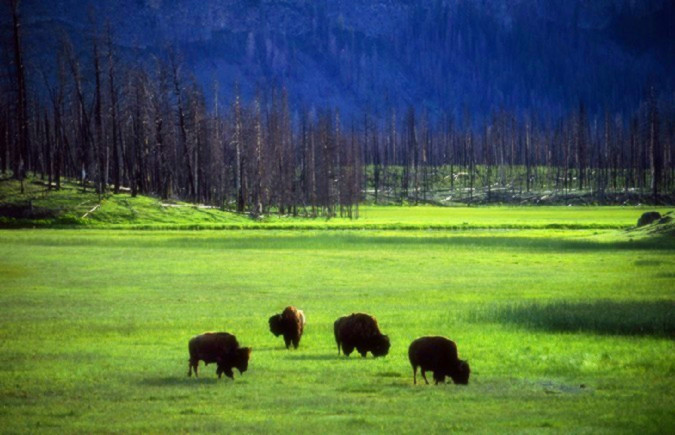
[637,211,661,227]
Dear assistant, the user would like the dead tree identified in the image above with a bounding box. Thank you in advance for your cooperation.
[9,0,28,189]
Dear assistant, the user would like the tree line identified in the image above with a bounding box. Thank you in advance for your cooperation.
[2,1,362,217]
[362,96,673,205]
[2,1,673,219]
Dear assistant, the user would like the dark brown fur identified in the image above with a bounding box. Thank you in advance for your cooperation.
[268,306,305,349]
[334,313,390,358]
[187,332,252,380]
[408,336,470,385]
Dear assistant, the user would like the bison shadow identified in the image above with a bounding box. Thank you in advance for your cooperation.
[140,376,224,387]
[284,354,342,361]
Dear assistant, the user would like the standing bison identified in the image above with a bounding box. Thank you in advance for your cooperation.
[408,336,470,385]
[334,313,390,358]
[187,332,252,380]
[269,306,306,349]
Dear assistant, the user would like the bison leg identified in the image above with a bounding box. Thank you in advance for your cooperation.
[188,359,199,377]
[342,343,355,357]
[292,336,300,349]
[284,336,292,349]
[412,365,418,385]
[217,365,232,379]
[420,369,429,385]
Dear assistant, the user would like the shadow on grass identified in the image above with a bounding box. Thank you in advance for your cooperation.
[655,272,675,279]
[634,259,663,266]
[14,232,675,252]
[477,300,675,338]
[140,376,225,387]
[284,354,343,361]
[164,233,675,252]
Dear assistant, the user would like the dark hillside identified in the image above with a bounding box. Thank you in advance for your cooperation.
[2,0,672,119]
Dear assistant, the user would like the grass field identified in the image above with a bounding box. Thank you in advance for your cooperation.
[0,218,673,432]
[1,178,673,230]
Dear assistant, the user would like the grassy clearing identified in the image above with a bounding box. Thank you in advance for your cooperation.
[1,178,672,230]
[361,164,675,205]
[0,227,673,432]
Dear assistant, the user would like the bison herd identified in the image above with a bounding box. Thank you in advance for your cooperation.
[188,306,470,386]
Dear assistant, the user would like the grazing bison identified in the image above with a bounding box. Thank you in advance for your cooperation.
[408,336,470,385]
[187,332,252,380]
[269,306,306,349]
[334,313,390,358]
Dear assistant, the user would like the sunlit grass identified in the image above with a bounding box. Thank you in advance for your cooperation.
[2,178,672,230]
[0,227,673,432]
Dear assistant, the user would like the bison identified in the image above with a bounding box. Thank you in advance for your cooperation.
[334,313,390,358]
[187,332,252,380]
[269,306,306,349]
[408,336,470,385]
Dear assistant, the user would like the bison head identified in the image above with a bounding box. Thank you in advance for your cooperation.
[370,334,391,357]
[235,347,252,374]
[269,314,284,336]
[451,359,471,385]
[215,364,234,379]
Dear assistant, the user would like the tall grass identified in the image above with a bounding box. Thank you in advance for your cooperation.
[475,300,675,337]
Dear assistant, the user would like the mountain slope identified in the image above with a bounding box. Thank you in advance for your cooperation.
[3,0,673,119]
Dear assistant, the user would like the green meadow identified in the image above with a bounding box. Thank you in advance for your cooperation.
[1,219,674,432]
[1,178,672,230]
[1,179,674,432]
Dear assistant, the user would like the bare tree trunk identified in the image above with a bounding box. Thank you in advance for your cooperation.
[648,87,662,201]
[63,35,94,191]
[252,98,263,217]
[170,51,196,199]
[92,29,106,193]
[525,122,531,193]
[577,102,587,192]
[10,0,28,189]
[233,90,244,212]
[106,25,121,194]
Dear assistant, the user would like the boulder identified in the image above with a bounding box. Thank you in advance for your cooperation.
[637,211,661,227]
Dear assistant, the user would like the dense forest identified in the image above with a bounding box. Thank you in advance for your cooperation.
[6,0,673,117]
[1,0,674,217]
